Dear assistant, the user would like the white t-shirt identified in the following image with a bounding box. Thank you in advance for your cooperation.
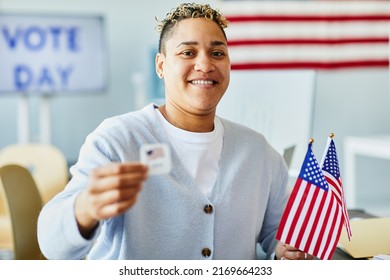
[156,108,224,198]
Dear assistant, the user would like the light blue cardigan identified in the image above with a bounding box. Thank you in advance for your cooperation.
[37,104,289,260]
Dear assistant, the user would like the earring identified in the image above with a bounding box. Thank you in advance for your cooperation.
[159,73,163,79]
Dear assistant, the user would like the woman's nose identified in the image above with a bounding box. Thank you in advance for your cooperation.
[194,54,215,73]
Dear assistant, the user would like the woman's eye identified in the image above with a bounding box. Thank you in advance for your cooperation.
[212,51,224,57]
[181,51,194,56]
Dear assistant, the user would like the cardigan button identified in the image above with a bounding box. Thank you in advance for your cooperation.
[202,248,212,258]
[204,204,213,214]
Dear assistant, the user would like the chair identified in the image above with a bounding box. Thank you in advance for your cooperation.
[0,198,12,251]
[0,178,13,255]
[0,143,69,204]
[0,164,44,259]
[0,144,67,258]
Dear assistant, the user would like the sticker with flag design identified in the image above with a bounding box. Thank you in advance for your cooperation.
[140,143,172,176]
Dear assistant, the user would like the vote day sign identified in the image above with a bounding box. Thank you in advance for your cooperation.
[0,14,107,94]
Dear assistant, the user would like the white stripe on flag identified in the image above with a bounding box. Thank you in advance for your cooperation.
[317,199,337,259]
[280,179,307,242]
[229,44,387,62]
[227,22,388,39]
[298,188,325,251]
[221,1,390,15]
[289,183,316,246]
[308,190,332,255]
[324,209,343,260]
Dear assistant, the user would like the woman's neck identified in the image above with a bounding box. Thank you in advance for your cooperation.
[158,104,215,133]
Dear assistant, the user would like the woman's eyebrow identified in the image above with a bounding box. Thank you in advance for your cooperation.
[176,41,197,48]
[211,40,227,47]
[176,40,227,48]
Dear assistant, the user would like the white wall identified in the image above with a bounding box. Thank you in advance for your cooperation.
[0,0,195,160]
[1,0,389,215]
[313,69,390,216]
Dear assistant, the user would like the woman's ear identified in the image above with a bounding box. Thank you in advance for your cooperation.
[155,53,164,79]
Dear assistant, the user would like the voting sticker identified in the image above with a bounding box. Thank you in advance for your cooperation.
[140,143,172,175]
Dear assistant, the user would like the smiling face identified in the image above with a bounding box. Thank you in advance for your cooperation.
[156,17,230,118]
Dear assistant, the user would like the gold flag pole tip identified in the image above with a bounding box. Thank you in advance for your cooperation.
[329,133,334,138]
[309,138,315,143]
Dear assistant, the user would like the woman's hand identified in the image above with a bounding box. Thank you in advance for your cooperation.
[275,242,314,260]
[74,163,148,238]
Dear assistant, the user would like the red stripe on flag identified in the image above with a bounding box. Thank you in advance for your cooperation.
[312,195,335,258]
[295,186,319,249]
[303,189,328,253]
[326,177,352,240]
[231,60,389,70]
[327,217,344,259]
[226,14,390,22]
[284,181,311,245]
[325,175,342,196]
[276,177,303,241]
[228,37,388,46]
[330,186,343,206]
[322,204,340,259]
[311,193,332,257]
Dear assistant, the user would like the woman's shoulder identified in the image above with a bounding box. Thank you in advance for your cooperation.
[97,104,157,131]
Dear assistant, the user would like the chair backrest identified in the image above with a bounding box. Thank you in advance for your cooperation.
[0,164,44,259]
[0,143,69,204]
[0,182,8,216]
[0,184,13,251]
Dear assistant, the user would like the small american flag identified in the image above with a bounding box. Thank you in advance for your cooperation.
[146,147,164,160]
[321,135,352,240]
[276,141,344,260]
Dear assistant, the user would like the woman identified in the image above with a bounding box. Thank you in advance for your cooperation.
[38,2,312,260]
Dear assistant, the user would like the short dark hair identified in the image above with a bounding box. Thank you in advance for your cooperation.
[156,3,229,54]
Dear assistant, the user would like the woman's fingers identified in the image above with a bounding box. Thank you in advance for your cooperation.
[95,191,140,219]
[91,162,147,178]
[280,244,314,260]
[89,163,148,193]
[82,163,149,220]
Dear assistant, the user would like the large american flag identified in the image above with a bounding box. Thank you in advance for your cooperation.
[220,0,390,70]
[276,142,344,260]
[320,135,352,240]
